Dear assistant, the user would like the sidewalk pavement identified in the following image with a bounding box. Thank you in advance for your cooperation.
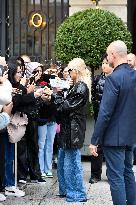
[1,162,136,205]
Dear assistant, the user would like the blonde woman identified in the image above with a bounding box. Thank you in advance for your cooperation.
[51,58,91,202]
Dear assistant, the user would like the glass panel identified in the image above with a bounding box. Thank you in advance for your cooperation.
[64,0,69,19]
[56,0,62,27]
[14,1,20,55]
[21,0,26,54]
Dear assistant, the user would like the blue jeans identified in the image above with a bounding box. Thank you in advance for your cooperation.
[4,131,15,187]
[38,122,56,173]
[57,148,87,202]
[103,146,136,205]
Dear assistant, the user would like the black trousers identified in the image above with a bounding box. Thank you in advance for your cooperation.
[90,145,103,179]
[17,119,41,180]
[0,131,5,190]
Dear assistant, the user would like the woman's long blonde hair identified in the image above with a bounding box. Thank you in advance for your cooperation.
[68,58,91,102]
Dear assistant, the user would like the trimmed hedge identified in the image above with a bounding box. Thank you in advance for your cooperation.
[55,9,132,68]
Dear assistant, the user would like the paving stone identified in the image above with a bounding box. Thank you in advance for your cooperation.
[2,163,136,205]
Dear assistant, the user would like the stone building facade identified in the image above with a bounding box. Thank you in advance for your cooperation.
[69,0,127,23]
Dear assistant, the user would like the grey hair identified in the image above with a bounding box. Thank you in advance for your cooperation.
[127,53,136,59]
[109,40,127,57]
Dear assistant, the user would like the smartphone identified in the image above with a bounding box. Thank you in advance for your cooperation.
[0,65,4,76]
[0,65,9,76]
[29,76,35,84]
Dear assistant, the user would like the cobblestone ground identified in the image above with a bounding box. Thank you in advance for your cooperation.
[1,163,136,205]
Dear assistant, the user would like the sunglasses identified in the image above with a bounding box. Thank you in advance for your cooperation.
[68,68,78,72]
[68,69,73,72]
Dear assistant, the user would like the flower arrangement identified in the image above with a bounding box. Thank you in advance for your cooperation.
[39,81,48,88]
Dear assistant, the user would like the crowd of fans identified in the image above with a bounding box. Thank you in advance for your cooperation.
[0,55,91,202]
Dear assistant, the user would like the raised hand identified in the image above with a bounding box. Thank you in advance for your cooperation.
[3,102,13,116]
[27,83,35,94]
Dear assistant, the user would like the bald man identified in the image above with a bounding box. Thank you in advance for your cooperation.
[127,53,136,69]
[89,40,136,205]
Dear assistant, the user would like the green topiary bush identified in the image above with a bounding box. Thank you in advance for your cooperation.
[55,8,132,68]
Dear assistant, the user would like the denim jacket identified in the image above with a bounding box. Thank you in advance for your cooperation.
[0,112,10,130]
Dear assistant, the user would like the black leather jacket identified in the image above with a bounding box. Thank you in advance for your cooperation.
[92,73,106,121]
[52,81,89,149]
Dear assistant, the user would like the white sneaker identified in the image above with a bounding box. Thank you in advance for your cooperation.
[18,179,27,184]
[41,173,46,178]
[5,186,25,197]
[46,171,53,178]
[0,193,6,201]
